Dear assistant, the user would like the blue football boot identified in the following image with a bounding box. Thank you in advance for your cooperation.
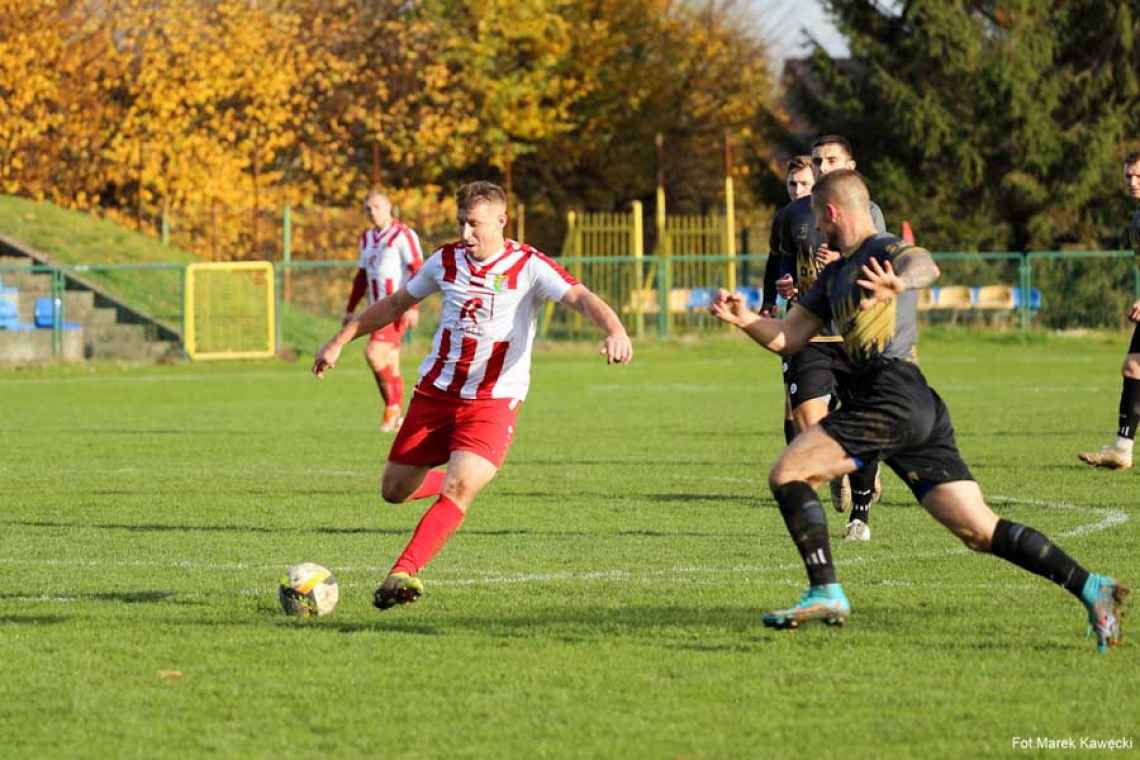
[1081,574,1129,653]
[762,583,850,630]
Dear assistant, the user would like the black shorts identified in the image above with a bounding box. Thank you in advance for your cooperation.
[783,341,849,409]
[1129,322,1140,355]
[821,360,974,502]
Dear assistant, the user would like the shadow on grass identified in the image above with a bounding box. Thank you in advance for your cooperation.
[10,520,828,539]
[270,604,763,640]
[0,615,68,626]
[442,604,759,636]
[971,462,1125,474]
[643,493,758,504]
[8,520,406,536]
[78,488,357,497]
[20,429,266,436]
[510,459,757,467]
[0,590,193,605]
[958,430,1098,438]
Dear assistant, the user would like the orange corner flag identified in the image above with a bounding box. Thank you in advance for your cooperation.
[902,220,915,245]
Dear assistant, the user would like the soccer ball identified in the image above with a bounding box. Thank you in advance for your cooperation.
[278,562,339,617]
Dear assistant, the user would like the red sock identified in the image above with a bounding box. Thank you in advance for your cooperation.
[408,470,445,500]
[391,496,464,575]
[376,369,394,410]
[377,367,396,407]
[389,374,404,409]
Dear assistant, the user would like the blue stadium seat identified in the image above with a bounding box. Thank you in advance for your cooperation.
[686,288,715,310]
[0,290,18,330]
[735,286,763,311]
[0,294,32,331]
[33,297,53,328]
[33,296,81,330]
[1012,288,1043,310]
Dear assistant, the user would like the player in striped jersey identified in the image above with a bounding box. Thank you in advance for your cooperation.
[313,181,633,610]
[342,190,424,431]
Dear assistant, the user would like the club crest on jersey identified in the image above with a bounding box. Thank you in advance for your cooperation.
[794,224,809,241]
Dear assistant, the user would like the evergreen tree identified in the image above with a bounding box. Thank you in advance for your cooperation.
[776,0,1140,253]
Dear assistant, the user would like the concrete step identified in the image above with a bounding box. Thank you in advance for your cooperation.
[86,307,119,325]
[0,327,84,362]
[83,323,176,359]
[2,271,52,293]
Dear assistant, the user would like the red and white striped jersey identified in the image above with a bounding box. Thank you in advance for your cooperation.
[357,222,423,304]
[406,240,579,401]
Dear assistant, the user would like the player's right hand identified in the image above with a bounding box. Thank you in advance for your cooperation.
[1129,300,1140,323]
[709,289,755,328]
[312,340,344,379]
[599,332,633,365]
[775,274,798,300]
[815,243,840,267]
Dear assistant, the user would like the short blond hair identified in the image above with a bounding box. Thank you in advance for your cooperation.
[457,181,507,212]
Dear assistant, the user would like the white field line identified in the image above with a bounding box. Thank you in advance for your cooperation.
[1,495,1128,602]
[586,383,754,393]
[988,495,1129,539]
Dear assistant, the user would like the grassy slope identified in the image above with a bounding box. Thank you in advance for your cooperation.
[0,195,336,351]
[1,334,1137,758]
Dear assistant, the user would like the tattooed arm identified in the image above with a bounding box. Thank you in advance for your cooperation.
[856,248,940,310]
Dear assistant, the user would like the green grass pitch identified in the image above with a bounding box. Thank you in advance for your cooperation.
[2,331,1137,758]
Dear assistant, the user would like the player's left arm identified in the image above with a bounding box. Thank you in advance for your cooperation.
[856,247,940,310]
[870,201,887,234]
[560,284,633,365]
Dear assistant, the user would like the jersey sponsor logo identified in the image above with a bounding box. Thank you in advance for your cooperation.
[459,297,483,324]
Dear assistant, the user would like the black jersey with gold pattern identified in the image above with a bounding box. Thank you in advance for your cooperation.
[798,233,921,372]
[771,197,885,339]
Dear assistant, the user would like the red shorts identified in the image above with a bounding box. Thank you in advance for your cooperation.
[369,321,406,345]
[387,386,521,468]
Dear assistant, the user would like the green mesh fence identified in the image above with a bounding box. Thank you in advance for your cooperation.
[4,250,1139,360]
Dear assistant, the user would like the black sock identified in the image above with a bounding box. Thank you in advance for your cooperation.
[848,461,877,525]
[783,419,797,445]
[1117,378,1140,439]
[990,519,1090,601]
[772,481,836,587]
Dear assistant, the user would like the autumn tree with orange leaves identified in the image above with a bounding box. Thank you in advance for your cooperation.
[0,0,773,258]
